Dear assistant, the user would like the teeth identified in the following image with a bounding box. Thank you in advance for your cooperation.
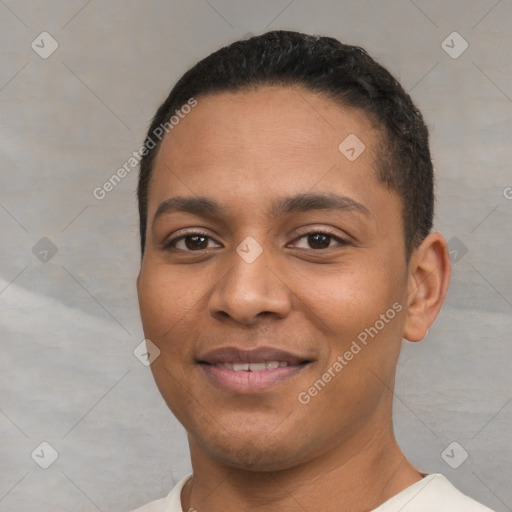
[249,362,266,371]
[214,360,288,371]
[232,363,250,371]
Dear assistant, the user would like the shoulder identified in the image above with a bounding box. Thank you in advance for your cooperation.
[374,473,495,512]
[130,474,192,512]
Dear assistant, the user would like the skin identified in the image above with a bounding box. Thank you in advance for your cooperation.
[136,85,451,512]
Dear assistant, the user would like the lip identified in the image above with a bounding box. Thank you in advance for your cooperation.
[198,346,309,365]
[197,346,313,394]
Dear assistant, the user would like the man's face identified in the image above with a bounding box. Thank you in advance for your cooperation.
[137,86,410,471]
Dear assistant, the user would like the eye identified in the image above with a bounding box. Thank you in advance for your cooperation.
[164,229,347,253]
[290,230,347,250]
[165,232,222,252]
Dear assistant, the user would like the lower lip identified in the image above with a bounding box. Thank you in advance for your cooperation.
[200,363,309,393]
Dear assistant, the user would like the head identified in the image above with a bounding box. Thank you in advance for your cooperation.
[136,31,450,471]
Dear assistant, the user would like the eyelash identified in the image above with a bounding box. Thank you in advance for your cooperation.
[164,229,347,252]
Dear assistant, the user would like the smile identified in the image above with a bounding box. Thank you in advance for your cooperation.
[213,361,290,371]
[197,346,313,393]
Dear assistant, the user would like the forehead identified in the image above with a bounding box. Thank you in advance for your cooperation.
[147,85,394,221]
[159,85,379,166]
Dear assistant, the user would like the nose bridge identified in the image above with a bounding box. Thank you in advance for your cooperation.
[208,238,291,324]
[232,242,274,291]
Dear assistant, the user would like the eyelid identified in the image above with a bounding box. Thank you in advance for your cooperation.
[292,225,345,237]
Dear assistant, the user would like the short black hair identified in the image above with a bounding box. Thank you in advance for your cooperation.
[138,30,434,259]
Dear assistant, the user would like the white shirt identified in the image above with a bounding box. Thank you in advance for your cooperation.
[131,473,494,512]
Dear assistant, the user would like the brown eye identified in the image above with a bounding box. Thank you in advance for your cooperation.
[183,235,209,250]
[166,232,221,252]
[307,233,332,249]
[291,230,346,250]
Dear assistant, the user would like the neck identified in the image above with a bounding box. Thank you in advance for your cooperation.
[181,421,421,512]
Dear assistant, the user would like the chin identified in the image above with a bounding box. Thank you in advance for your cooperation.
[192,421,316,472]
[211,441,301,472]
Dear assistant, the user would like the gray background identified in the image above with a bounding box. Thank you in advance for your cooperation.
[1,1,511,511]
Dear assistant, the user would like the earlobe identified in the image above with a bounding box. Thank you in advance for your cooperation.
[403,232,451,342]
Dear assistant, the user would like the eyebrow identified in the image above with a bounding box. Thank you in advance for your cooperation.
[270,192,371,218]
[152,192,371,226]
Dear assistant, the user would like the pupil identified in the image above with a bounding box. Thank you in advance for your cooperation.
[309,233,330,249]
[186,235,208,250]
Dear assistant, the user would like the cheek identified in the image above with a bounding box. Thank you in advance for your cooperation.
[293,262,380,329]
[293,260,404,360]
[138,265,203,411]
[294,269,404,424]
[137,261,220,392]
[137,262,201,341]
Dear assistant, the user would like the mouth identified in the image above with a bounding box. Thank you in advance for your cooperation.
[208,360,293,371]
[197,347,313,393]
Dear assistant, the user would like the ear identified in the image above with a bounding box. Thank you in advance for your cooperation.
[403,232,451,342]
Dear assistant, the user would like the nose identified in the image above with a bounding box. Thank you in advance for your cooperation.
[208,245,292,325]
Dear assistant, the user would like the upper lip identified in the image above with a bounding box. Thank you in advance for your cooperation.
[198,346,311,365]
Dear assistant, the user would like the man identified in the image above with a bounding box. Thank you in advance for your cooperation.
[133,31,493,511]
